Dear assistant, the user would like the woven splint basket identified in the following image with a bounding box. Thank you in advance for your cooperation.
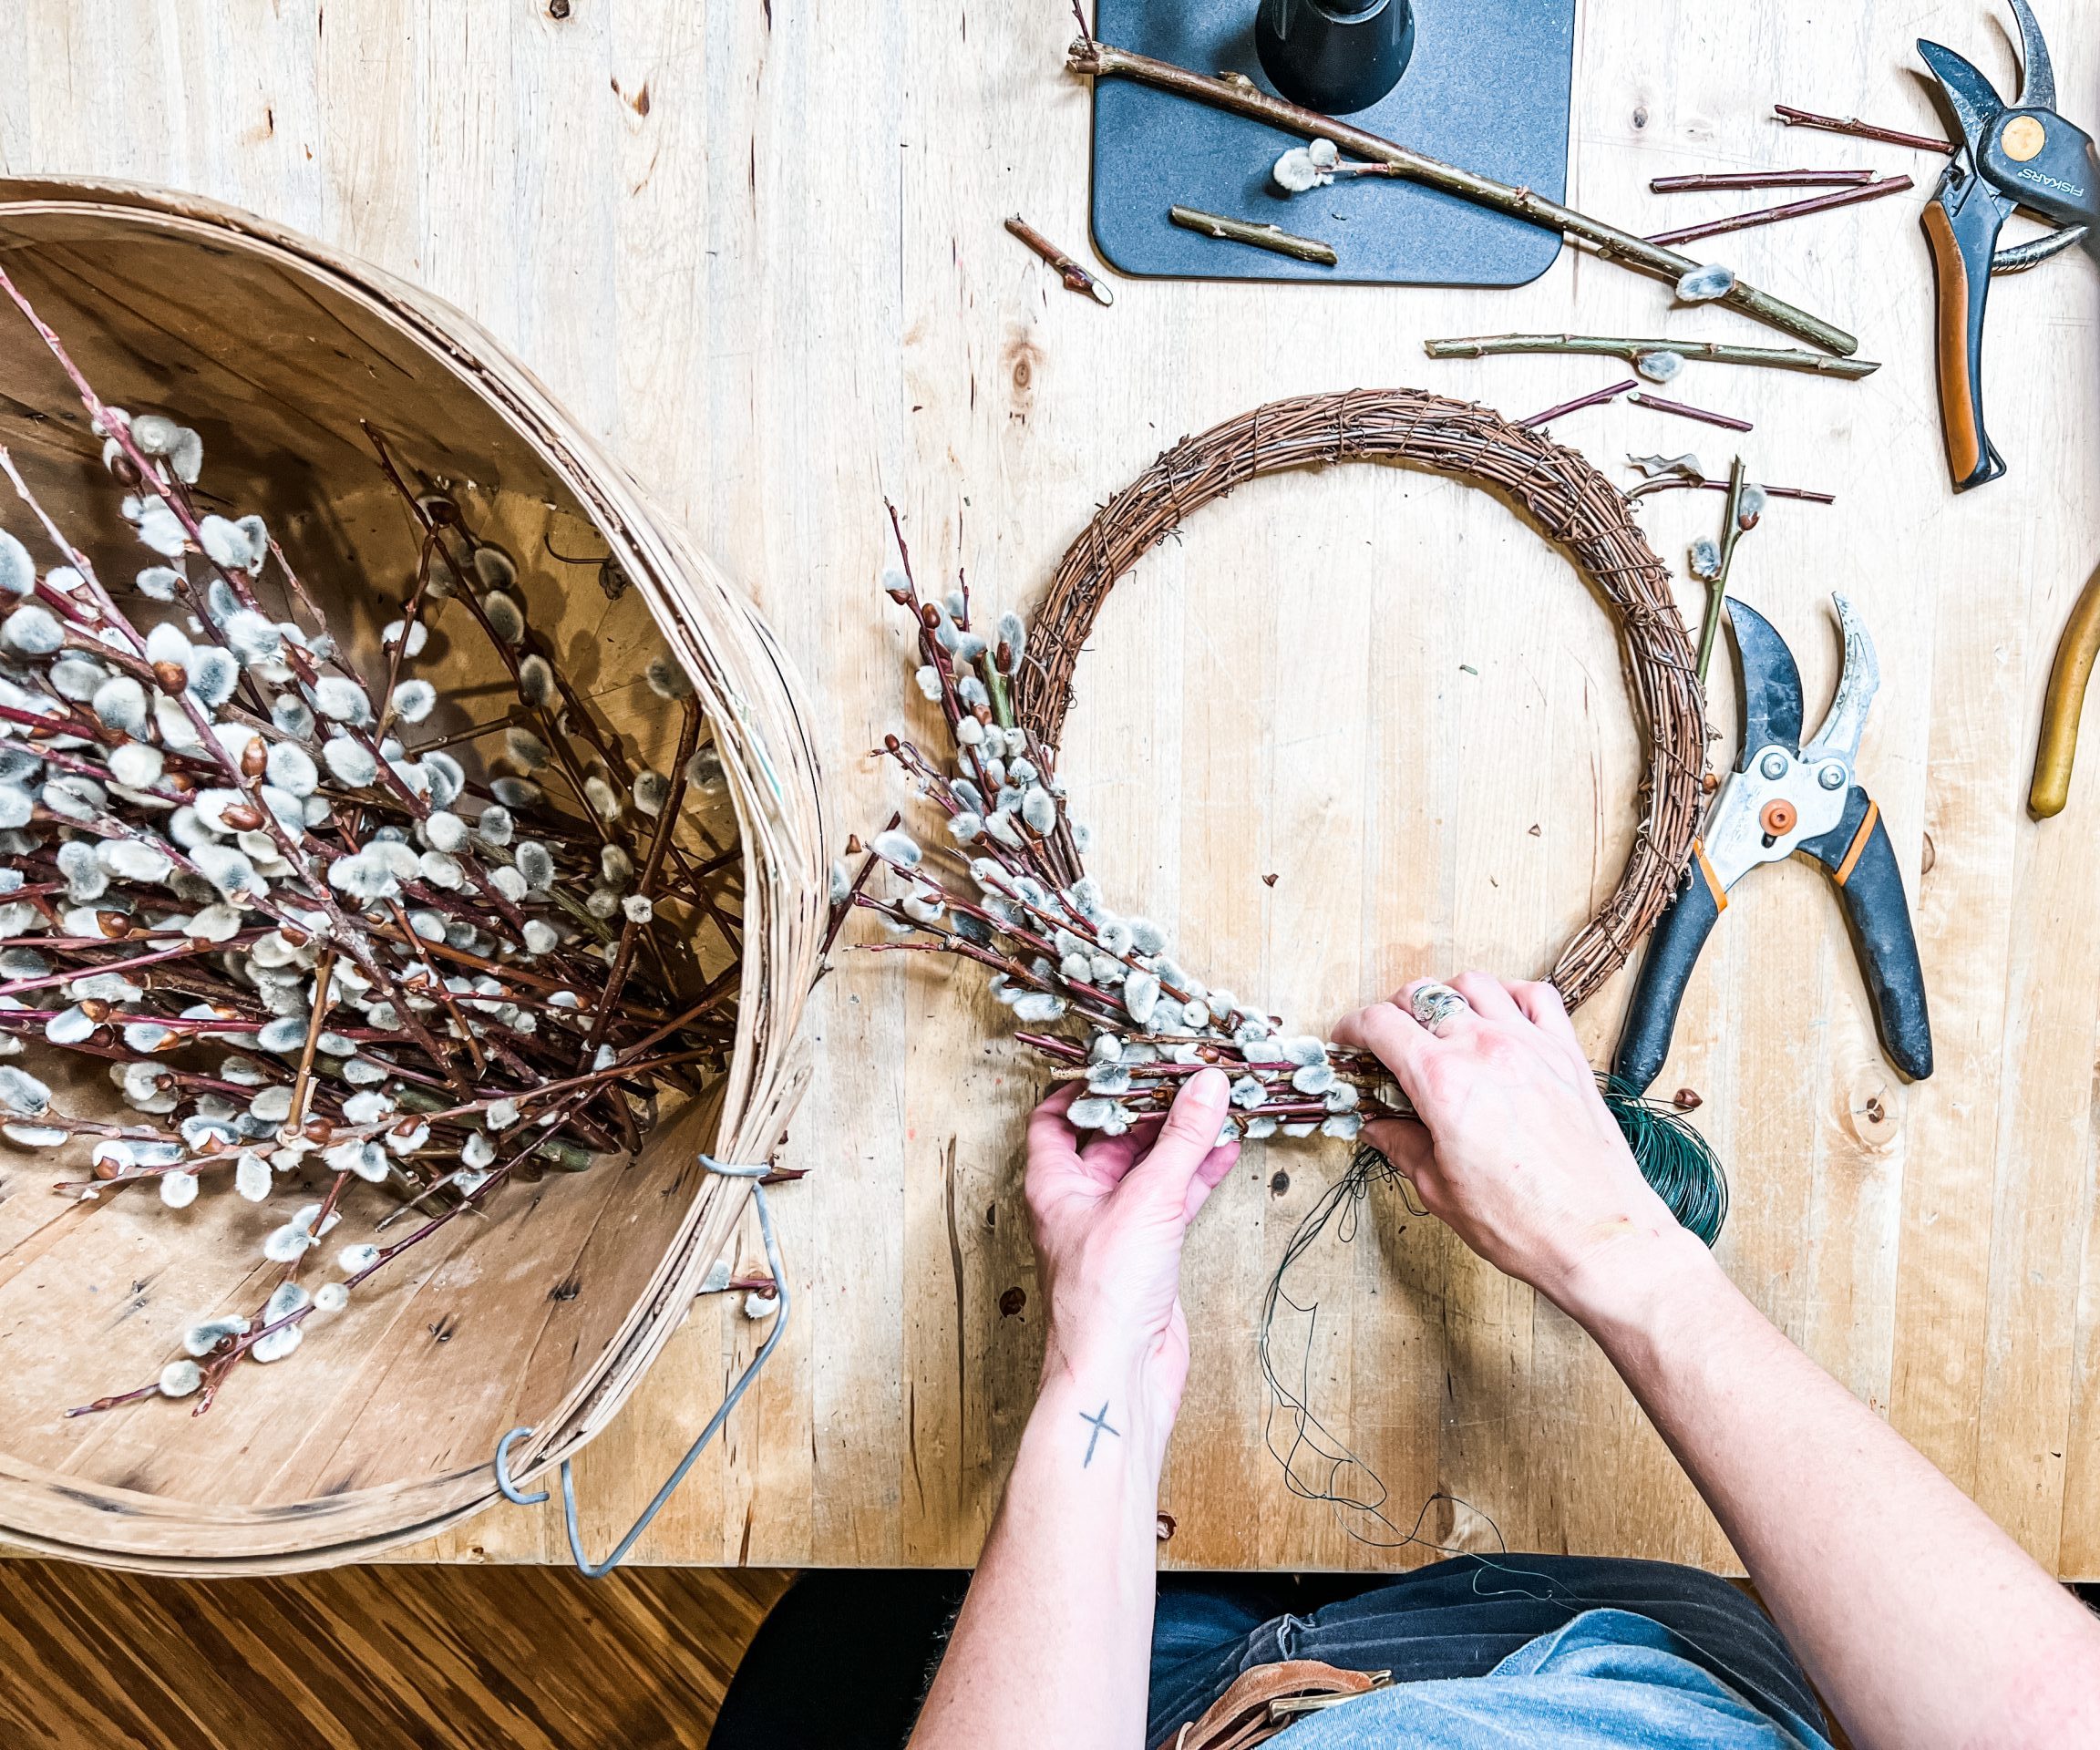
[0,180,825,1571]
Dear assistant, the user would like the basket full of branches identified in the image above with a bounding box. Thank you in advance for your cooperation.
[0,182,824,1571]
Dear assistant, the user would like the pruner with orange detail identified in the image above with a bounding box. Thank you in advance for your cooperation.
[1612,593,1932,1095]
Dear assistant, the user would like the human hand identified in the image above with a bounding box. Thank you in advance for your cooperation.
[1334,973,1701,1317]
[1024,1068,1239,1444]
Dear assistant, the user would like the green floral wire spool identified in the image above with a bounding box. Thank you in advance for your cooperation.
[1598,1076,1728,1245]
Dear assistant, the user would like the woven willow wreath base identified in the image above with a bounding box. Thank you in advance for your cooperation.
[1016,388,1705,1005]
[846,384,1712,1202]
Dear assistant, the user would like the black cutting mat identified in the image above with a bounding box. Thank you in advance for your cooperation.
[1089,0,1576,285]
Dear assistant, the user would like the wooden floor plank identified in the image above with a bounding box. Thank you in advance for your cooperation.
[0,1561,791,1750]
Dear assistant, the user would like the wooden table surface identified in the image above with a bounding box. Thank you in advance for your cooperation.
[8,0,2098,1577]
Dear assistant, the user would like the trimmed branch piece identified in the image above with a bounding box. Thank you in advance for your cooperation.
[1520,378,1636,428]
[1652,170,1875,191]
[1644,175,1914,249]
[1067,36,1861,355]
[1630,476,1834,505]
[1773,104,1952,154]
[1004,215,1115,306]
[1425,335,1879,379]
[1168,206,1337,266]
[1628,392,1753,433]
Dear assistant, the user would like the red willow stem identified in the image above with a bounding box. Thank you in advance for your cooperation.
[1627,391,1754,433]
[1643,175,1914,248]
[0,932,268,999]
[1004,215,1114,305]
[1651,168,1875,191]
[1629,476,1834,505]
[1519,378,1637,428]
[1772,104,1951,154]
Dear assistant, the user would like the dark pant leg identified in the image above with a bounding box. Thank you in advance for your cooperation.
[707,1570,970,1750]
[1147,1575,1311,1735]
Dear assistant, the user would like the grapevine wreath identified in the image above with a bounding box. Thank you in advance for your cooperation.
[840,388,1726,1239]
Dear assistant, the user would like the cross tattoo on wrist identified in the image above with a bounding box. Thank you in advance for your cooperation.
[1079,1402,1119,1467]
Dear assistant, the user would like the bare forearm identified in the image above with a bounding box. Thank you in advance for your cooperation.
[910,1358,1164,1750]
[1565,1232,2100,1750]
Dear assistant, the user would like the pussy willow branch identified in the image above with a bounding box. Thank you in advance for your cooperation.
[1424,335,1879,377]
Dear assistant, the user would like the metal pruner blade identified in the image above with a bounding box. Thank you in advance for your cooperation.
[1799,592,1879,771]
[1919,39,2009,161]
[1724,598,1806,767]
[2011,0,2055,113]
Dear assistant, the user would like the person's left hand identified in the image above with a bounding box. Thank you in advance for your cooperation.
[1024,1069,1239,1446]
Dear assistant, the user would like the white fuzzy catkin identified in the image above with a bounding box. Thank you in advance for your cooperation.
[314,675,371,724]
[0,531,33,596]
[1675,262,1736,303]
[872,829,922,867]
[645,654,693,699]
[390,679,437,722]
[3,603,63,655]
[159,1360,202,1397]
[482,591,525,643]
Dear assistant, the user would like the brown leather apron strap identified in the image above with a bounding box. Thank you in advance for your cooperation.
[1170,1658,1389,1750]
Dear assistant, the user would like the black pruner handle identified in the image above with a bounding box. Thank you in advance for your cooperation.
[1920,185,2007,489]
[1612,845,1727,1096]
[1799,788,1933,1081]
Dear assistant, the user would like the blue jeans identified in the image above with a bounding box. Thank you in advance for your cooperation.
[1146,1557,1826,1749]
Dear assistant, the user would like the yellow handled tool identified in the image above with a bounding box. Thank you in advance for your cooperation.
[2031,561,2100,818]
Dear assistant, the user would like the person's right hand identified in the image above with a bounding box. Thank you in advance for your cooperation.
[1333,973,1698,1312]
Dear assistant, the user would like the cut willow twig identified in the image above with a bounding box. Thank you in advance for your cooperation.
[1004,215,1115,305]
[1168,205,1337,265]
[1520,378,1636,428]
[1644,175,1914,248]
[1773,104,1951,154]
[1630,476,1834,505]
[1628,391,1753,433]
[1424,334,1879,378]
[1066,36,1861,355]
[1651,169,1875,191]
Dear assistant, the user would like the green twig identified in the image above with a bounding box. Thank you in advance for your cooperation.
[1168,206,1337,265]
[1425,335,1879,378]
[1695,458,1750,684]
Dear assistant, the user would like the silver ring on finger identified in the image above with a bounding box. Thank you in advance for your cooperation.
[1408,982,1470,1035]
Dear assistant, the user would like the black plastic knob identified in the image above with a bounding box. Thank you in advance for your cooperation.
[1254,0,1415,116]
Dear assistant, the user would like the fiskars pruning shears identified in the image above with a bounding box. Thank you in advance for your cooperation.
[1918,0,2099,489]
[1613,594,1932,1095]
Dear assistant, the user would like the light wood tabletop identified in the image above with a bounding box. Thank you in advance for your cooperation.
[7,0,2098,1576]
